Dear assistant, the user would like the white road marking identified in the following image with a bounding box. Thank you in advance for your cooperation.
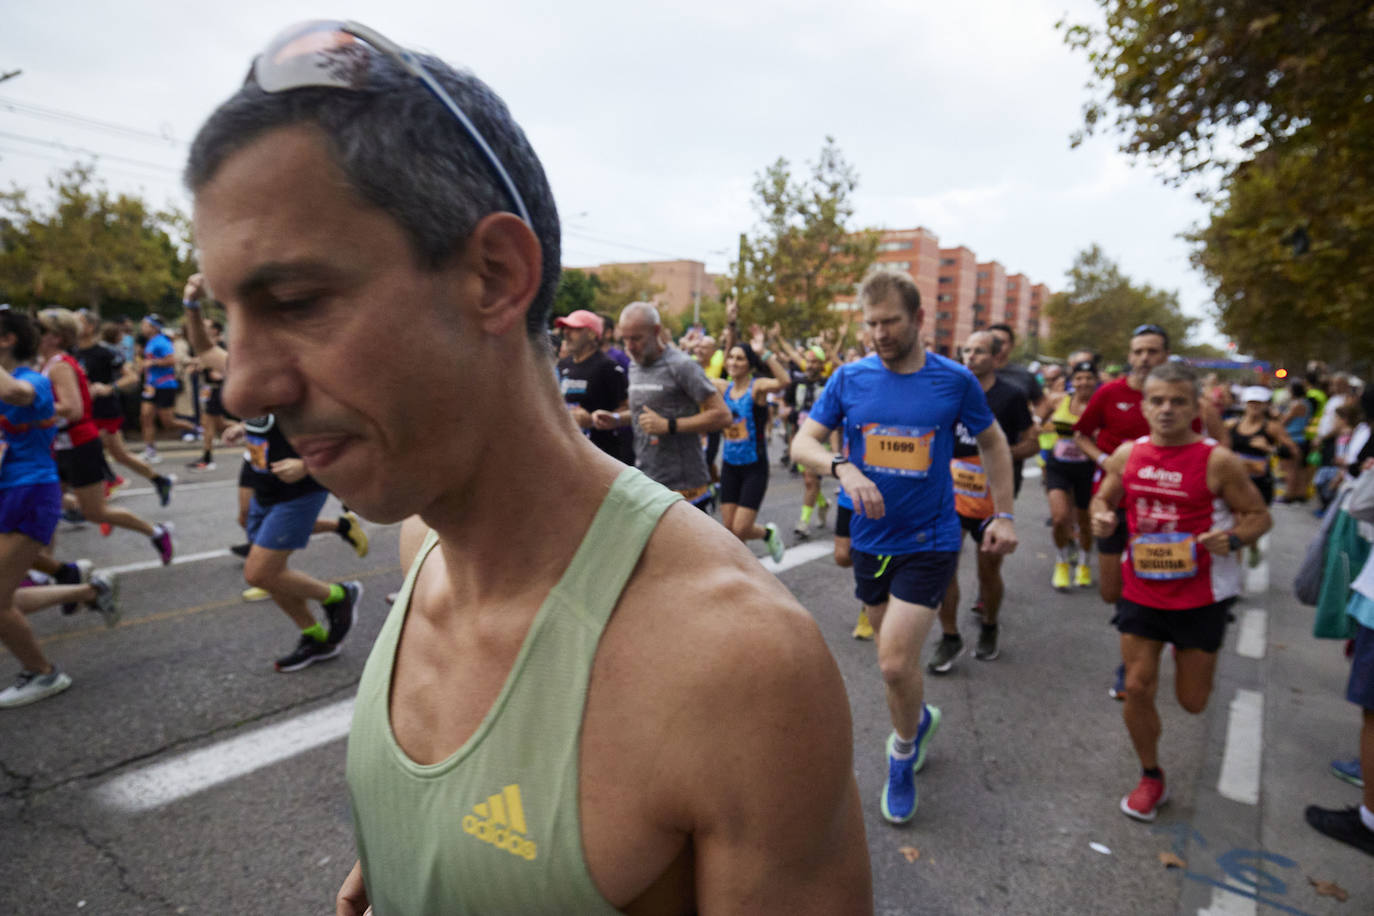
[100,548,233,577]
[1235,609,1267,659]
[1197,884,1257,916]
[760,540,833,574]
[94,699,355,813]
[1217,689,1264,804]
[115,479,238,497]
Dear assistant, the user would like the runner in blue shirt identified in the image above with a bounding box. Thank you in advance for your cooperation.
[0,309,118,709]
[791,270,1018,825]
[137,315,197,464]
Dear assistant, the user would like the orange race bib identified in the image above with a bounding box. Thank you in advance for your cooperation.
[244,434,270,472]
[723,418,749,441]
[951,458,993,519]
[862,425,934,478]
[1238,453,1268,477]
[1131,532,1197,580]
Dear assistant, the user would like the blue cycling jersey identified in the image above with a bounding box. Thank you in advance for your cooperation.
[809,353,993,554]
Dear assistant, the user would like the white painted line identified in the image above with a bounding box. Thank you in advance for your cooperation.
[1235,609,1267,659]
[115,479,238,498]
[1197,883,1257,916]
[760,539,833,574]
[1217,688,1263,804]
[100,548,232,577]
[94,699,354,813]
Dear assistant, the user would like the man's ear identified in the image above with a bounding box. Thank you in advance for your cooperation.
[464,212,543,336]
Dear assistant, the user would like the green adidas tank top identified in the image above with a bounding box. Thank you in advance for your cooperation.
[346,467,680,915]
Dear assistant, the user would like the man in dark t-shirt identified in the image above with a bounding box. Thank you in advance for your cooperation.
[555,310,630,462]
[988,323,1044,497]
[930,330,1034,672]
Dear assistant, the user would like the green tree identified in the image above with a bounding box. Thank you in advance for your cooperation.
[733,138,879,337]
[1046,245,1198,364]
[1060,1,1373,363]
[589,265,665,315]
[0,163,193,313]
[551,268,600,319]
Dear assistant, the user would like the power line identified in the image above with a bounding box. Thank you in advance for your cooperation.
[0,144,187,192]
[0,95,185,147]
[562,228,701,262]
[0,129,182,175]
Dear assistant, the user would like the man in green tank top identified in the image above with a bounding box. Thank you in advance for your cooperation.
[188,20,871,915]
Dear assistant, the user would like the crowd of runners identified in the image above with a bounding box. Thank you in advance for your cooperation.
[1,20,1370,913]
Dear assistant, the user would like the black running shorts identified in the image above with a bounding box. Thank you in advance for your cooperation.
[1115,596,1235,653]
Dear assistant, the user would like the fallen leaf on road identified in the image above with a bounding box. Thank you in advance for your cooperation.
[899,846,920,863]
[1308,877,1349,901]
[1157,852,1186,870]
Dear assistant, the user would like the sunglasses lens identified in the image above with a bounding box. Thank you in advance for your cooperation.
[253,20,372,93]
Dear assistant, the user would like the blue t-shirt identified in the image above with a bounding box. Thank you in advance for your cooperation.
[809,353,994,554]
[145,334,177,389]
[0,367,59,489]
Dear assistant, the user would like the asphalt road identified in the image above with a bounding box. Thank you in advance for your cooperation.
[1,441,1369,914]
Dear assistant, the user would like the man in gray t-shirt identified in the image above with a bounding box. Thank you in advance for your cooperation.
[592,302,730,496]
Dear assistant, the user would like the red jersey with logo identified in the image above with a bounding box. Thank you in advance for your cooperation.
[42,352,100,449]
[1075,377,1207,493]
[1120,436,1240,609]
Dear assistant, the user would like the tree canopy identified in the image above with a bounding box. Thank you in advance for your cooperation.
[732,138,878,337]
[1061,1,1374,366]
[1046,245,1201,364]
[0,163,193,315]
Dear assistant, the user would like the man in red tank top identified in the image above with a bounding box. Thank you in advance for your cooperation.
[1090,362,1271,822]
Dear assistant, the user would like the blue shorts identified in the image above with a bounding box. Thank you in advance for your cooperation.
[852,549,959,609]
[0,482,62,545]
[1346,614,1374,711]
[246,490,329,552]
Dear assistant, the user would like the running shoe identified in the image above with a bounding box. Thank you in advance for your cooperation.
[324,581,363,645]
[61,506,85,524]
[792,519,811,539]
[141,446,161,465]
[57,559,93,615]
[242,586,271,602]
[763,523,785,564]
[186,460,216,471]
[1121,771,1168,821]
[913,703,941,772]
[974,624,999,661]
[88,573,120,628]
[1304,805,1374,856]
[928,633,964,674]
[336,512,370,558]
[105,475,126,497]
[230,543,251,558]
[274,634,341,672]
[1109,663,1127,700]
[99,523,112,537]
[181,427,203,442]
[1331,757,1365,788]
[0,667,72,708]
[1052,561,1071,591]
[150,523,174,565]
[1074,563,1093,588]
[153,474,175,507]
[852,608,875,640]
[880,735,919,824]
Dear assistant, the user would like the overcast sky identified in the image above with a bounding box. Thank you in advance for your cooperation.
[1,0,1225,346]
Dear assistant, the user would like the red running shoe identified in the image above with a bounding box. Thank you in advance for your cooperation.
[1121,771,1168,821]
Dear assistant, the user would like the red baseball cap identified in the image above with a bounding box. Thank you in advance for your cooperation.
[554,310,604,335]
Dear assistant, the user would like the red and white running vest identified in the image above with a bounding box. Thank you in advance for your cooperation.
[42,352,100,450]
[1121,436,1240,609]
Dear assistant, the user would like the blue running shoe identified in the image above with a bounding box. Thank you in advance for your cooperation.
[1331,757,1364,788]
[881,734,917,824]
[914,703,941,773]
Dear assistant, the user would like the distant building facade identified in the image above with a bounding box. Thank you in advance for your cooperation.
[566,259,723,319]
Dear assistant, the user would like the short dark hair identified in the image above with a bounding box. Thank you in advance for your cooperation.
[859,270,921,316]
[185,45,561,340]
[988,322,1015,346]
[1145,360,1198,396]
[0,309,39,362]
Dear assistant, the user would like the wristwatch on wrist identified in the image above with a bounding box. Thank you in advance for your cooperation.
[831,456,850,478]
[1227,532,1243,553]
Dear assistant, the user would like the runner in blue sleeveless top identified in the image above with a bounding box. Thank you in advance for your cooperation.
[712,336,790,562]
[0,309,119,709]
[791,271,1019,826]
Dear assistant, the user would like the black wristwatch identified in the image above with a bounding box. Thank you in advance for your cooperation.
[1227,532,1243,553]
[831,456,850,478]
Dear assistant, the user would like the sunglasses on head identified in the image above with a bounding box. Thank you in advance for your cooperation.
[246,19,531,225]
[1132,324,1168,338]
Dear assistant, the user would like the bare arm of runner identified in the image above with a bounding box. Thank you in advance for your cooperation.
[46,359,84,424]
[1089,443,1133,536]
[637,391,731,436]
[0,364,36,407]
[180,273,228,375]
[334,859,369,916]
[791,417,885,520]
[1199,447,1274,555]
[974,421,1018,555]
